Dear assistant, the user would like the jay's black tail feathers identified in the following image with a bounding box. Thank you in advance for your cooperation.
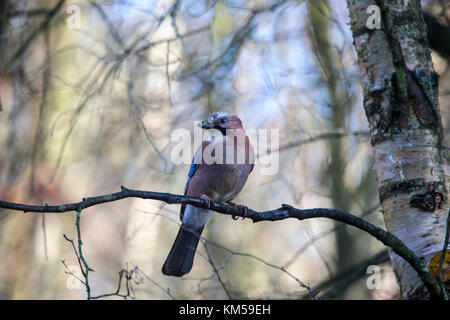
[162,224,204,277]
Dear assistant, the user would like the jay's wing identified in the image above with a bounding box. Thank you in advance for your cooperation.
[180,139,212,221]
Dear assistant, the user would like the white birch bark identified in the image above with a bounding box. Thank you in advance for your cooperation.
[346,0,449,299]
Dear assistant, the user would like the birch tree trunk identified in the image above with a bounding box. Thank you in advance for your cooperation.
[346,0,449,299]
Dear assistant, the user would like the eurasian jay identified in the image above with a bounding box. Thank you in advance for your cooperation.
[162,112,254,277]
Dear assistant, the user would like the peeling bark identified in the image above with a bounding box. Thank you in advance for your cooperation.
[346,0,449,299]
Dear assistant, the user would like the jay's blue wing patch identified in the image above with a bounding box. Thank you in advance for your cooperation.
[180,151,202,221]
[184,151,202,195]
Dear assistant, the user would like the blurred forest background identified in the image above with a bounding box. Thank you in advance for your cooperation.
[0,0,448,299]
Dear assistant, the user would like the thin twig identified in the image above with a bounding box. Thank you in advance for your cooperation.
[90,266,140,300]
[203,241,231,299]
[63,208,94,299]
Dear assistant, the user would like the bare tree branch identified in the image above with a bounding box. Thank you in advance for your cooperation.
[0,185,442,297]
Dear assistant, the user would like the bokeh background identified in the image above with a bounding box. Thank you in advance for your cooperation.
[0,0,448,299]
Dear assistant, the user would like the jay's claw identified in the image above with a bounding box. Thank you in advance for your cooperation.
[200,194,213,211]
[237,205,248,220]
[227,201,248,220]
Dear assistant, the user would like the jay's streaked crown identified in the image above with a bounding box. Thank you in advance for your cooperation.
[198,112,243,135]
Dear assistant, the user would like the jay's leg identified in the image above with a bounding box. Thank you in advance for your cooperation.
[226,201,248,220]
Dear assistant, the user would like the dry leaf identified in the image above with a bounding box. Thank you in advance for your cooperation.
[428,249,450,282]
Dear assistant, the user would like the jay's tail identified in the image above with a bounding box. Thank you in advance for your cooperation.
[162,224,204,277]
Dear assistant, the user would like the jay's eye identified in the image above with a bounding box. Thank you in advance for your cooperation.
[220,118,228,125]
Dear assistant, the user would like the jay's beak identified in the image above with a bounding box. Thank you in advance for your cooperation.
[198,119,216,129]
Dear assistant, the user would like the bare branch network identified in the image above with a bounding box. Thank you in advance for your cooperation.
[0,185,443,298]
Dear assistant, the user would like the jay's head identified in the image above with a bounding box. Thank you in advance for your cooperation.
[198,112,243,135]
